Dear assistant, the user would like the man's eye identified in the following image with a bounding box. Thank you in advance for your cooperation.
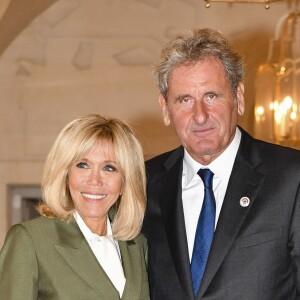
[103,164,117,172]
[180,97,194,104]
[178,97,194,105]
[206,93,218,101]
[76,162,89,169]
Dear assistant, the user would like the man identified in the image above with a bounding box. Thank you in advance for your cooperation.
[142,28,300,299]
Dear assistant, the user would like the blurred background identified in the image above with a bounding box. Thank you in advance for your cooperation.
[0,0,298,245]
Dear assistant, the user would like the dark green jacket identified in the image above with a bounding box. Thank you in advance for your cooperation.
[0,216,150,300]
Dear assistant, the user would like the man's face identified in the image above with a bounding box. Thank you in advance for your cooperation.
[159,57,245,165]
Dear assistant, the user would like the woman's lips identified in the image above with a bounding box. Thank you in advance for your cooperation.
[81,193,106,200]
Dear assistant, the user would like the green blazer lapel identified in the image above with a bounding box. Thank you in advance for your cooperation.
[54,218,120,299]
[119,238,145,300]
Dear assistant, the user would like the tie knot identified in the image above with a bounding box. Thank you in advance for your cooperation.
[198,168,214,189]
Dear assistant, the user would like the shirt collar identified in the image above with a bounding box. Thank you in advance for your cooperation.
[183,127,241,185]
[74,211,113,242]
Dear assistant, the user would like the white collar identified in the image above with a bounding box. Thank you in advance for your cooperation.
[74,211,113,242]
[183,127,241,185]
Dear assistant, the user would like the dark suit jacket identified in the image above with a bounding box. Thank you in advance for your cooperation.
[0,216,150,300]
[143,128,300,300]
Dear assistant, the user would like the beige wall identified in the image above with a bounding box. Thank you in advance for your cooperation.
[0,0,292,245]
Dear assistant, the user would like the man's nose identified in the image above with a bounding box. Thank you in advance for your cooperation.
[193,100,208,123]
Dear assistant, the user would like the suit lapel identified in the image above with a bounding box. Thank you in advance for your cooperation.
[158,147,195,299]
[198,131,266,298]
[54,218,119,299]
[119,239,143,300]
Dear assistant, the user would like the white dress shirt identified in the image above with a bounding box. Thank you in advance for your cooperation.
[74,212,126,297]
[182,128,241,260]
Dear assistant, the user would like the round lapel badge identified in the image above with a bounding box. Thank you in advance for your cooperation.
[240,197,250,207]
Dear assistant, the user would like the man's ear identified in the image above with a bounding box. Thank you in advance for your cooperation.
[236,82,245,116]
[159,94,171,126]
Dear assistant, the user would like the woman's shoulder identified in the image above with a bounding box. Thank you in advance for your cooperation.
[9,216,67,236]
[5,216,78,248]
[2,217,57,247]
[21,215,57,227]
[132,232,147,248]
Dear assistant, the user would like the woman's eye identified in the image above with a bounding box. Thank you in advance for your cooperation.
[76,162,89,169]
[103,164,117,172]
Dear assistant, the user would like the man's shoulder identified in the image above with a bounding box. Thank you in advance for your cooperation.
[146,146,183,171]
[146,149,175,164]
[240,129,300,165]
[258,140,300,166]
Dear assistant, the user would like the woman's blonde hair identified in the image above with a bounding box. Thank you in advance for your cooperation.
[39,114,146,241]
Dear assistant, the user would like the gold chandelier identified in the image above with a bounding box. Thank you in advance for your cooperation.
[254,11,300,148]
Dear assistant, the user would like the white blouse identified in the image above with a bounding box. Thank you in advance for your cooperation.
[74,212,126,297]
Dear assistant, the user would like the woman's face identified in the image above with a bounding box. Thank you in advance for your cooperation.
[68,140,123,230]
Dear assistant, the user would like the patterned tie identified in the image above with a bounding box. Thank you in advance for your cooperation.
[191,168,216,296]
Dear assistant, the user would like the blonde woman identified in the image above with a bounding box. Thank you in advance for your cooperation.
[0,114,149,300]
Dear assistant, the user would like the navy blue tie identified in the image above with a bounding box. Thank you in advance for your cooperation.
[191,168,216,296]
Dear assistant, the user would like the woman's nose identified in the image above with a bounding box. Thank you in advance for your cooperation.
[87,170,103,186]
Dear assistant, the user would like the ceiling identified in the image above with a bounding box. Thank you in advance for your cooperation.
[0,0,58,56]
